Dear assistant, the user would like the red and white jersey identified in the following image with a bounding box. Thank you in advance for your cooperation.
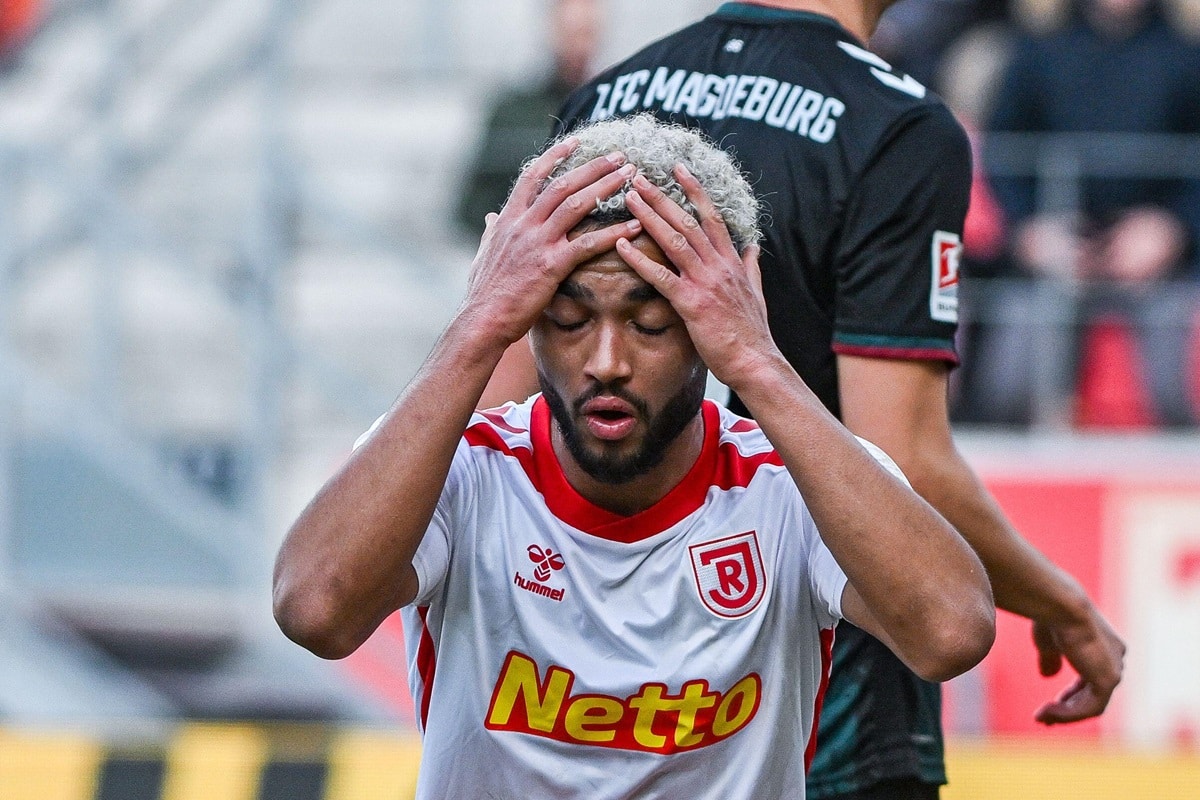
[392,395,882,799]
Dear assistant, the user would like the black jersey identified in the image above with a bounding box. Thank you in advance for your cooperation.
[556,2,970,421]
[556,4,971,796]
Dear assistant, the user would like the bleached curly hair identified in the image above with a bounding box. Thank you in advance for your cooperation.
[533,114,762,253]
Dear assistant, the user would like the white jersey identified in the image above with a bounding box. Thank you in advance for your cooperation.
[395,396,862,800]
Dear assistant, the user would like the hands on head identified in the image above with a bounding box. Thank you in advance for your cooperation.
[465,137,642,346]
[617,165,782,392]
[469,125,774,380]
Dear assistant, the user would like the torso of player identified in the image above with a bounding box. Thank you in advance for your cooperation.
[556,4,965,416]
[403,398,842,800]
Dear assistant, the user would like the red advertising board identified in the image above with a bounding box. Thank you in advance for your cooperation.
[958,443,1200,747]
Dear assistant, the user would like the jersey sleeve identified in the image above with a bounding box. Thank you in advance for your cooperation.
[805,518,848,628]
[806,436,910,624]
[831,104,971,363]
[409,441,477,607]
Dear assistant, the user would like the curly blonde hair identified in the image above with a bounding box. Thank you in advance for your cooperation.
[531,114,762,253]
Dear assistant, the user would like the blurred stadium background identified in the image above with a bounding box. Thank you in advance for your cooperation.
[0,0,1197,797]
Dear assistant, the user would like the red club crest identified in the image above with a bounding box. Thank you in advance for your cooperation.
[527,545,566,583]
[689,532,766,618]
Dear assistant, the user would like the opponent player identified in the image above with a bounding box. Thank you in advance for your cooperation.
[479,3,1127,798]
[273,115,995,799]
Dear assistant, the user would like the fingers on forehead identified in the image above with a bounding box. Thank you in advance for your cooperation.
[632,174,691,222]
[545,163,635,231]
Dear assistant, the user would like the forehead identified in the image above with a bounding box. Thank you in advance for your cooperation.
[562,231,671,290]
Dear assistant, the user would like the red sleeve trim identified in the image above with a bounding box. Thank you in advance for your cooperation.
[805,627,836,772]
[832,342,960,365]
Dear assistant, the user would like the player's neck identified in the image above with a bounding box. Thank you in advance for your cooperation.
[734,0,889,42]
[552,415,706,517]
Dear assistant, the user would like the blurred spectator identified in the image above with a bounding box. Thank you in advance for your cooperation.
[872,0,1013,85]
[972,0,1200,427]
[454,0,602,239]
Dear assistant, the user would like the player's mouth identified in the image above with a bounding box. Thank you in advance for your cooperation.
[580,396,639,441]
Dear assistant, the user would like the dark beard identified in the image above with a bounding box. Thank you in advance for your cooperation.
[539,368,707,485]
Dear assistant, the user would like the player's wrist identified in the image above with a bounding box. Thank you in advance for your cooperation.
[439,309,521,376]
[721,348,815,412]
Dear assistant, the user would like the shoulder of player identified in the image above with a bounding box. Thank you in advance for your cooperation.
[710,403,785,474]
[822,37,949,117]
[465,399,535,452]
[870,101,970,168]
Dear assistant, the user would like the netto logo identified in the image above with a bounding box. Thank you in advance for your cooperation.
[528,545,565,582]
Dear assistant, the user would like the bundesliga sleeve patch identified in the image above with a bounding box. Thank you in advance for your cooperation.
[929,230,961,324]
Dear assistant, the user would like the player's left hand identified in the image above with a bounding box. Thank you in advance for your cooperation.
[618,165,778,390]
[1030,605,1125,724]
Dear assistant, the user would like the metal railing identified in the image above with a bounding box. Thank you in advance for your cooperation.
[958,131,1200,429]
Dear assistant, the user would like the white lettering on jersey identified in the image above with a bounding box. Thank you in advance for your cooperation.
[589,67,845,145]
[836,41,927,99]
[930,230,961,323]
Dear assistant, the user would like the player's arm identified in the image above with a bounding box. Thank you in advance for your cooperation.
[479,338,539,409]
[620,167,995,682]
[834,102,1124,722]
[476,98,594,409]
[838,355,1126,722]
[272,142,640,659]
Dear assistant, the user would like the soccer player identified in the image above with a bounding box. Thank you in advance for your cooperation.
[480,3,1127,798]
[273,115,995,799]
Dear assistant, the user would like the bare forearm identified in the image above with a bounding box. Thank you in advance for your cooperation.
[273,315,506,657]
[731,357,994,680]
[478,338,540,410]
[912,451,1087,621]
[837,354,1123,720]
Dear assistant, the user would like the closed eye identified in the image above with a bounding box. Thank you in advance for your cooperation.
[633,322,672,336]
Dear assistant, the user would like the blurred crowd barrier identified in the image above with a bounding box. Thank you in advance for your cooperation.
[3,727,1200,799]
[953,133,1200,430]
[0,723,421,800]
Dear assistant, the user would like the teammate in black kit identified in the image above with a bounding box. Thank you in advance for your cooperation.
[478,3,1127,799]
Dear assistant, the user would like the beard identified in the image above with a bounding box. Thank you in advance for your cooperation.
[539,368,707,485]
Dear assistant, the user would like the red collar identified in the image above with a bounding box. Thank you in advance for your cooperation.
[529,396,721,542]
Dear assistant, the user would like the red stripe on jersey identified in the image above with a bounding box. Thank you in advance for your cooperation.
[729,419,760,433]
[713,440,784,491]
[831,342,960,365]
[464,398,784,542]
[464,420,537,475]
[478,408,528,434]
[416,605,437,730]
[805,627,836,772]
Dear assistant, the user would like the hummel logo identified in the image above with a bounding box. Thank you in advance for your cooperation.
[527,545,565,582]
[515,544,567,602]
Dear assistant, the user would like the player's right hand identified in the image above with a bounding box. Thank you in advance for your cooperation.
[1031,604,1126,725]
[462,139,641,346]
